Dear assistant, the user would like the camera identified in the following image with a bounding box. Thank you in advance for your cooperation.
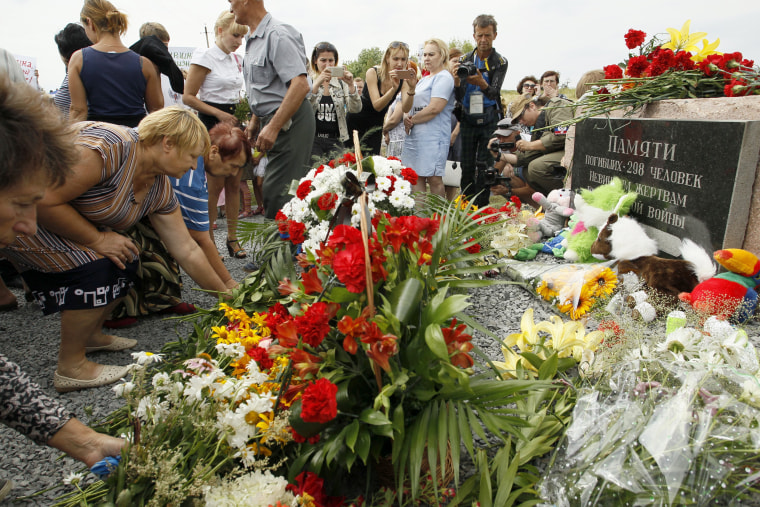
[456,61,478,80]
[483,165,512,189]
[488,139,517,153]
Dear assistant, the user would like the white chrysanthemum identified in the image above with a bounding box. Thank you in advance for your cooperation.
[215,342,246,360]
[112,380,135,397]
[375,176,392,192]
[395,179,412,194]
[289,199,311,223]
[203,470,295,507]
[244,359,270,384]
[131,351,164,366]
[369,188,388,203]
[215,408,253,450]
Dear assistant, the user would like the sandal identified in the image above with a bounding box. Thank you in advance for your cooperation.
[251,205,264,216]
[238,210,253,219]
[226,239,247,259]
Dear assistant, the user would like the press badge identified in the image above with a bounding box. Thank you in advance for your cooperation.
[469,91,484,115]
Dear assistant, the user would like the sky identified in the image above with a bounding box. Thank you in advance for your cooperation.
[2,0,759,93]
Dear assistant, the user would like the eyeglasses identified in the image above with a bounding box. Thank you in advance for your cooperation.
[389,41,409,50]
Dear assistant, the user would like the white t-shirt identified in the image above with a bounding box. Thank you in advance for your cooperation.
[190,44,244,104]
[161,74,186,108]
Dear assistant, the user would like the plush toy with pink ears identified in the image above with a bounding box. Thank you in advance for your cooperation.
[679,248,760,323]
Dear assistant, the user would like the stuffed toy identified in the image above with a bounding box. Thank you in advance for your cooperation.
[532,189,574,239]
[562,178,637,263]
[591,213,716,298]
[679,248,760,323]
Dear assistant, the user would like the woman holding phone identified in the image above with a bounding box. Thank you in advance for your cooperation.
[347,41,416,155]
[401,39,455,201]
[309,42,362,159]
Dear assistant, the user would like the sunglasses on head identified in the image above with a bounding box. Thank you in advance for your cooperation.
[389,41,409,50]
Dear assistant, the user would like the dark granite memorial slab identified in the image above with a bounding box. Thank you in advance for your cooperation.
[572,117,760,256]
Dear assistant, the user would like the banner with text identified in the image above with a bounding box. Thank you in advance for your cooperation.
[572,118,760,255]
[14,54,38,87]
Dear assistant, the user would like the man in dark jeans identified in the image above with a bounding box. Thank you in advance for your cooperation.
[452,14,508,207]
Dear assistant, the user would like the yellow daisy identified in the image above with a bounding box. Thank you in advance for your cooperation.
[584,266,617,299]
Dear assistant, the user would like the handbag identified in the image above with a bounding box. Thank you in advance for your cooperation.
[443,160,462,187]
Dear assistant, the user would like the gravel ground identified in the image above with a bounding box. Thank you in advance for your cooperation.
[2,212,755,505]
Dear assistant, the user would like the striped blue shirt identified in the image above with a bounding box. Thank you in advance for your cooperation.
[169,156,209,231]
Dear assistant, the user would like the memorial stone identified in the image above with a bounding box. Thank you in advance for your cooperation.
[572,117,760,256]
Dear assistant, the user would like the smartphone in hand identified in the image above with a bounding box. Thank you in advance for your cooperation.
[327,66,344,77]
[394,69,416,80]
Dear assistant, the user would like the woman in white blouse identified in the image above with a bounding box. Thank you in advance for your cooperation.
[183,11,248,258]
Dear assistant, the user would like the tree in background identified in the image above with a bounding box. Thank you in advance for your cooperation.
[449,38,474,54]
[344,47,382,80]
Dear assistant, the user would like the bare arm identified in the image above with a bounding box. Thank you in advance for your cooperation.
[405,97,447,127]
[187,228,237,289]
[141,56,164,113]
[182,64,238,125]
[67,51,87,122]
[255,74,310,152]
[383,99,403,134]
[149,209,228,292]
[365,67,399,112]
[36,146,139,268]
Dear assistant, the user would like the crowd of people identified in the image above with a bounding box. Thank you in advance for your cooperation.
[0,0,593,497]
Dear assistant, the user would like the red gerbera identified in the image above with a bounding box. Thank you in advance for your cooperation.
[300,378,338,423]
[624,29,647,49]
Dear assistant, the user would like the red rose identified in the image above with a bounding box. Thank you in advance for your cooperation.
[624,29,646,49]
[604,65,623,80]
[317,192,338,211]
[300,378,338,423]
[626,55,650,78]
[287,220,306,245]
[400,167,418,185]
[295,302,332,347]
[296,180,313,200]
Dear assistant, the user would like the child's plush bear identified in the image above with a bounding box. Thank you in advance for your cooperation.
[532,189,574,239]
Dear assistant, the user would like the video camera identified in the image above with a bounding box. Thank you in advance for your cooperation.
[489,139,517,153]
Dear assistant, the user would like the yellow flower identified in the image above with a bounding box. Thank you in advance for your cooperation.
[571,327,604,362]
[690,38,721,62]
[557,284,595,320]
[584,266,617,299]
[537,316,584,358]
[503,308,544,352]
[494,345,535,378]
[662,20,707,53]
[536,281,558,301]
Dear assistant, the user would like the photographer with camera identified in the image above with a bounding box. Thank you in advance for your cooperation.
[488,93,572,208]
[452,14,508,207]
[483,119,520,199]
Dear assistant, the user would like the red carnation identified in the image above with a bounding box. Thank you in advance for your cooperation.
[295,302,333,347]
[400,167,418,185]
[332,243,367,293]
[624,29,647,49]
[296,180,313,200]
[287,220,306,245]
[247,346,274,370]
[275,210,289,234]
[626,55,650,78]
[317,192,338,211]
[604,65,623,80]
[300,378,338,423]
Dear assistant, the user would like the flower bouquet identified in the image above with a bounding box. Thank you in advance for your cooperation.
[551,21,759,128]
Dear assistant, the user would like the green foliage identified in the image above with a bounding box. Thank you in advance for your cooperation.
[345,47,383,80]
[448,37,474,55]
[234,95,250,124]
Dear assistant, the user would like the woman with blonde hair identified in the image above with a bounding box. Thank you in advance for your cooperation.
[68,0,163,127]
[401,38,455,201]
[347,41,416,155]
[309,41,361,159]
[2,106,232,392]
[183,10,248,258]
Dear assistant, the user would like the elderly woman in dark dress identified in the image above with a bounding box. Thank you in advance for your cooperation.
[0,78,124,500]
